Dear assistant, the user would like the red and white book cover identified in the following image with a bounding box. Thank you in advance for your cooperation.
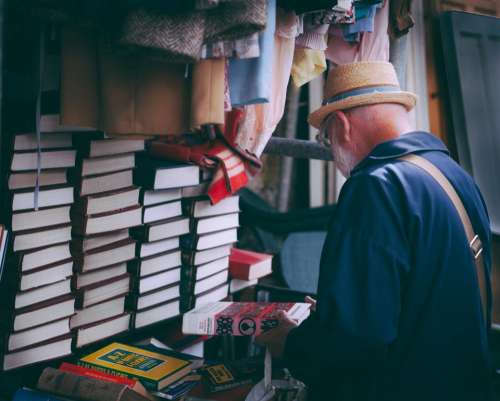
[229,248,273,280]
[182,302,311,336]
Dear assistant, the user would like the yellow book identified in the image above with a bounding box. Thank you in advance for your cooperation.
[78,342,192,391]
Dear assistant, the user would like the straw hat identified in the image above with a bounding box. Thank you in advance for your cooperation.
[308,61,417,128]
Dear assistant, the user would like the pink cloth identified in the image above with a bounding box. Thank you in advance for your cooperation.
[325,0,389,64]
[235,9,298,158]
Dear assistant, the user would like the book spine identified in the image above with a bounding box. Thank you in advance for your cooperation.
[38,367,128,401]
[60,362,137,386]
[129,225,147,242]
[181,201,194,217]
[132,168,154,190]
[78,361,156,391]
[208,378,252,393]
[181,252,194,266]
[211,378,252,392]
[180,235,196,251]
[180,265,196,293]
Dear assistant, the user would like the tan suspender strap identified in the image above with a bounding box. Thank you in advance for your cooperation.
[399,154,488,324]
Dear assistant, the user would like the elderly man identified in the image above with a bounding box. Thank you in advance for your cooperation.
[256,62,492,401]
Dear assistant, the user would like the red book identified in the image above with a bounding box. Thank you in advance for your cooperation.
[229,248,273,280]
[59,362,152,399]
[59,362,136,387]
[182,302,311,336]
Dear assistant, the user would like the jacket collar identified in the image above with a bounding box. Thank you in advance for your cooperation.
[351,131,449,174]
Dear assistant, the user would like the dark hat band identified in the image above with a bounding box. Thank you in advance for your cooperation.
[322,85,402,106]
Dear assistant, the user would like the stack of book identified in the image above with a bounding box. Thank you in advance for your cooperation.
[228,248,273,293]
[69,136,145,348]
[180,196,240,312]
[1,132,77,370]
[130,157,200,329]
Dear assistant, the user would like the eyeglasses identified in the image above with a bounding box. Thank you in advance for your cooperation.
[315,113,335,147]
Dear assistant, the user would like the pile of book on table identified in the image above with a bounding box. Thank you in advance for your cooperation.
[1,131,79,371]
[128,155,202,330]
[70,135,145,349]
[12,340,203,401]
[180,195,241,313]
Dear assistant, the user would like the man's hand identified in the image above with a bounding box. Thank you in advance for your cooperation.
[305,296,316,312]
[255,311,298,359]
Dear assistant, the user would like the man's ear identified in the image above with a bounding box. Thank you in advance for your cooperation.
[332,110,351,145]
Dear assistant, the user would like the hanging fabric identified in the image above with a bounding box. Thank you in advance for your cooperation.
[235,8,298,158]
[228,0,277,106]
[118,0,267,63]
[389,0,414,38]
[325,0,389,64]
[190,58,226,131]
[60,25,190,136]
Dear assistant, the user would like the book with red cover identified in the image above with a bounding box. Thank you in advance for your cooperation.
[60,362,136,386]
[182,302,310,336]
[59,361,152,401]
[229,248,273,280]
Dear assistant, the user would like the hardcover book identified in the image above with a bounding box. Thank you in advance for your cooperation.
[59,362,137,386]
[182,302,311,336]
[181,244,232,267]
[180,228,238,251]
[7,317,71,352]
[73,238,136,273]
[181,283,229,313]
[11,149,76,171]
[2,335,73,371]
[13,224,72,252]
[73,187,140,216]
[141,188,182,207]
[13,132,72,151]
[229,248,273,281]
[191,213,239,235]
[9,169,68,190]
[75,313,131,348]
[135,157,199,190]
[19,242,71,273]
[130,250,181,278]
[77,169,134,197]
[75,138,145,158]
[11,205,71,232]
[71,297,126,329]
[79,342,192,391]
[200,358,262,393]
[182,196,239,218]
[7,294,75,333]
[230,278,258,294]
[71,229,129,253]
[72,205,142,236]
[12,185,74,212]
[133,299,181,329]
[59,362,153,400]
[37,366,150,401]
[129,284,180,311]
[78,153,136,177]
[133,217,189,243]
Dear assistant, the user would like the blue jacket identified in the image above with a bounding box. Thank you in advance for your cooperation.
[284,132,492,401]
